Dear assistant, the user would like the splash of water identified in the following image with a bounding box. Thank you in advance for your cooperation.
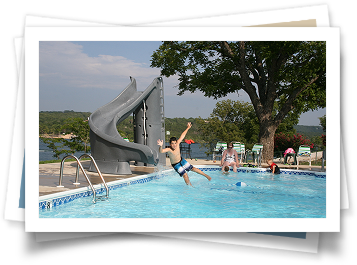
[153,163,171,173]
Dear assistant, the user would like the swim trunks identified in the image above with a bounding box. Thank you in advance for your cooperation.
[172,158,193,177]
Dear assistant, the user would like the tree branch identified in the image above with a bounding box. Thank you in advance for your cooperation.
[218,41,235,59]
[274,70,323,126]
[235,42,265,122]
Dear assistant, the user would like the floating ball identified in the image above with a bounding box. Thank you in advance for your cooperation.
[235,182,247,187]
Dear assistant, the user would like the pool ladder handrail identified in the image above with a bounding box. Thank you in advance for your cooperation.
[75,154,109,199]
[57,154,109,203]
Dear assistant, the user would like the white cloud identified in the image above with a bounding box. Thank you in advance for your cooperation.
[40,41,160,90]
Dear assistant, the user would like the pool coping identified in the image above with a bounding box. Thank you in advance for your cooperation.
[39,165,326,210]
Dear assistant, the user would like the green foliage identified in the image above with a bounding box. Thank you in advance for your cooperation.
[274,102,299,134]
[196,99,259,152]
[40,137,72,159]
[40,116,91,158]
[151,41,326,158]
[274,132,314,153]
[293,125,324,139]
[62,117,90,152]
[116,116,135,141]
[39,111,91,135]
[164,117,199,142]
[319,115,326,132]
[151,41,326,110]
[321,134,326,147]
[116,116,202,143]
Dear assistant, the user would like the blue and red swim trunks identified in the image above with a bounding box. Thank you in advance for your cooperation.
[172,157,193,177]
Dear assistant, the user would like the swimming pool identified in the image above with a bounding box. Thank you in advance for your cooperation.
[39,167,326,218]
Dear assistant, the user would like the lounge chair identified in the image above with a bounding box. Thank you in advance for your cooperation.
[212,142,227,161]
[180,143,192,160]
[232,142,245,163]
[240,143,246,163]
[297,145,311,167]
[247,143,263,165]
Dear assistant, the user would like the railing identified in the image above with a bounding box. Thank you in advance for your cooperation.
[76,154,109,199]
[57,154,109,203]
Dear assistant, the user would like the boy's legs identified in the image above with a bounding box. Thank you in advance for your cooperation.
[182,173,193,186]
[191,166,212,181]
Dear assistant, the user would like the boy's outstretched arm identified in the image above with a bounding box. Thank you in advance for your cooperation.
[157,139,168,153]
[177,122,192,144]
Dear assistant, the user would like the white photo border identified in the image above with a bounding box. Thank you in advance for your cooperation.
[25,26,340,232]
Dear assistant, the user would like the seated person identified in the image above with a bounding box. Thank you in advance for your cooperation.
[220,142,240,172]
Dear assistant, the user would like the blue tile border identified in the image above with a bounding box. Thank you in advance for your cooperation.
[196,166,326,178]
[39,171,168,210]
[39,166,325,210]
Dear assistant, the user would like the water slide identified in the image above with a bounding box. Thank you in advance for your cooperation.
[88,77,166,175]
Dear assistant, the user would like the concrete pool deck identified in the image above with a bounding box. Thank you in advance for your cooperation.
[39,156,326,197]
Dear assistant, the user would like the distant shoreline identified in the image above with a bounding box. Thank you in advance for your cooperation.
[39,133,75,139]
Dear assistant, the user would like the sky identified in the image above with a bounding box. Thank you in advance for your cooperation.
[39,41,326,126]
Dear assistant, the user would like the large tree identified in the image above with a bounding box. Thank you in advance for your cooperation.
[196,99,259,148]
[151,41,326,160]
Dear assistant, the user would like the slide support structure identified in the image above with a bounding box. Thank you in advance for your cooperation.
[88,77,165,175]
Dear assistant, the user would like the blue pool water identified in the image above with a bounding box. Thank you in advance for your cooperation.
[39,169,326,218]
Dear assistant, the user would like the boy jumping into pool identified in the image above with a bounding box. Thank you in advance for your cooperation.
[157,122,211,187]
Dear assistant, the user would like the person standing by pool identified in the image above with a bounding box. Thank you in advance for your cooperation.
[157,122,211,186]
[220,142,240,172]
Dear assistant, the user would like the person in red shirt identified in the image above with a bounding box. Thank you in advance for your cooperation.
[267,159,281,174]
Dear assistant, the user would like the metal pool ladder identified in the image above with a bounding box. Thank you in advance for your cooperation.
[57,154,109,203]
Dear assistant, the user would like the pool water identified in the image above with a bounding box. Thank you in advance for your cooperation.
[39,169,326,218]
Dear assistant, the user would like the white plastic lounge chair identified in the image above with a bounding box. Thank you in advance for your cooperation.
[248,143,263,165]
[297,145,311,167]
[232,142,245,163]
[240,143,246,163]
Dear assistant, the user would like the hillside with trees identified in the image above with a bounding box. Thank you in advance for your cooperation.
[39,111,203,142]
[293,125,324,139]
[39,110,91,135]
[39,110,325,150]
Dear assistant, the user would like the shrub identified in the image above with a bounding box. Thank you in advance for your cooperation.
[274,132,314,152]
[321,134,326,147]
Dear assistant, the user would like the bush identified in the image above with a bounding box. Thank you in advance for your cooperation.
[274,132,314,153]
[321,134,326,147]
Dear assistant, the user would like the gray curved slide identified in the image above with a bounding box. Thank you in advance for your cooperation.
[88,77,165,175]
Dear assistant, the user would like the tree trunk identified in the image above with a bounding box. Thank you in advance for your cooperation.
[258,121,277,162]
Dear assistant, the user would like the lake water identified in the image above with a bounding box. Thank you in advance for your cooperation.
[39,139,210,161]
[39,138,87,161]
